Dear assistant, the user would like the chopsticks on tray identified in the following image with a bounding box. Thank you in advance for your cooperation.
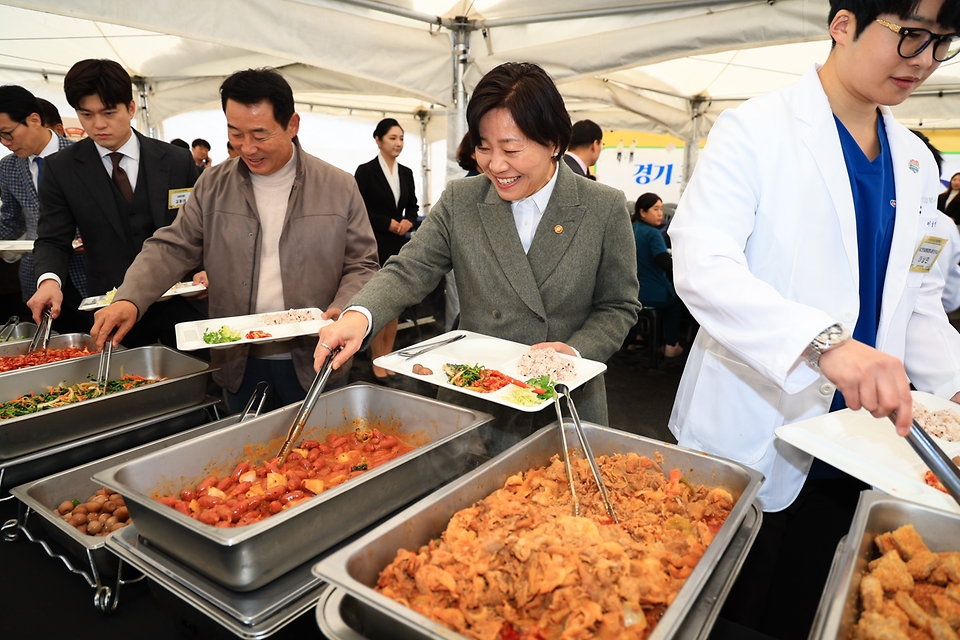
[27,308,52,353]
[552,383,619,523]
[890,412,960,507]
[277,346,341,465]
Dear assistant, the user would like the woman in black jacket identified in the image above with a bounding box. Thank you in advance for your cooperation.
[939,172,960,223]
[354,118,419,380]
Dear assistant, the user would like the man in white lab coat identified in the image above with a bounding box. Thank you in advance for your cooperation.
[668,0,960,636]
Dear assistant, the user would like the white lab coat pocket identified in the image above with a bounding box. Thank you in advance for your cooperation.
[684,349,783,466]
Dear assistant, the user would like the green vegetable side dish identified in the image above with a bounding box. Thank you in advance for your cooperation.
[525,375,556,400]
[203,325,243,344]
[503,376,556,407]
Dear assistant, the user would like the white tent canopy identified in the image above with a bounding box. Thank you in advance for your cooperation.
[2,0,959,185]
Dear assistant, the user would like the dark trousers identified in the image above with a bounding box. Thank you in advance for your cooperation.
[641,294,684,346]
[720,460,867,640]
[224,357,349,415]
[55,275,94,335]
[122,296,206,349]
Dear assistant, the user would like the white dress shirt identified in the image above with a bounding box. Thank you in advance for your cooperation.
[94,133,140,191]
[377,153,401,207]
[27,128,57,191]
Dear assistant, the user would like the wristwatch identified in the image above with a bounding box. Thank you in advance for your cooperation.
[803,323,851,369]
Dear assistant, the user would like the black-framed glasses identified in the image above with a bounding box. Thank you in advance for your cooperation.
[875,18,960,62]
[0,121,24,142]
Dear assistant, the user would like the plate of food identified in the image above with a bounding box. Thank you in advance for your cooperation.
[373,330,607,412]
[175,308,331,351]
[775,391,960,514]
[79,282,207,311]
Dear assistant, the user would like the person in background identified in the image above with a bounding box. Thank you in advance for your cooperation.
[90,67,379,414]
[633,192,684,357]
[353,118,419,383]
[29,58,203,347]
[456,132,480,176]
[191,138,211,170]
[562,119,602,179]
[938,171,960,222]
[0,85,88,332]
[317,62,640,445]
[35,98,66,137]
[169,138,189,149]
[667,0,960,636]
[226,141,239,159]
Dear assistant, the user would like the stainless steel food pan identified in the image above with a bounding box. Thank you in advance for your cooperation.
[0,345,213,460]
[10,414,241,577]
[93,383,494,591]
[808,490,960,640]
[312,422,764,640]
[0,333,124,377]
[0,322,58,343]
[316,504,763,640]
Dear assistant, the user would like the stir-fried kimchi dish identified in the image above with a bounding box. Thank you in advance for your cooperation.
[853,524,960,640]
[155,425,415,528]
[0,347,92,373]
[376,452,735,640]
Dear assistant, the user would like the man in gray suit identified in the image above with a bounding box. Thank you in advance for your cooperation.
[319,63,639,444]
[562,119,603,178]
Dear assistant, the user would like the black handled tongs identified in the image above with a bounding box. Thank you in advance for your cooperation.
[552,383,619,523]
[276,347,341,465]
[890,412,960,507]
[27,308,52,353]
[0,315,18,342]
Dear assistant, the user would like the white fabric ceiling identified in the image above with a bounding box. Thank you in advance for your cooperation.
[1,0,958,142]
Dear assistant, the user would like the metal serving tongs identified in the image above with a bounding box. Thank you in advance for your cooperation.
[95,331,116,395]
[276,346,341,465]
[553,383,619,523]
[0,315,18,342]
[890,411,960,507]
[27,307,52,353]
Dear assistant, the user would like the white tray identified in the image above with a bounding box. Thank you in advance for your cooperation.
[776,391,960,514]
[79,282,207,311]
[175,307,331,351]
[373,330,607,413]
[0,240,33,253]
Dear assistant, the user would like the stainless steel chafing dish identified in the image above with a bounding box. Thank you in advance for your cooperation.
[0,321,56,344]
[0,333,124,377]
[809,490,960,639]
[312,421,765,640]
[0,345,213,461]
[93,383,494,592]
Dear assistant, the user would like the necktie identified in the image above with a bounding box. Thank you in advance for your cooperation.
[34,156,43,190]
[109,152,134,204]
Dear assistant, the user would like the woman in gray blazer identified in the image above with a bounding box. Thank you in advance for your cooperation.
[318,62,640,443]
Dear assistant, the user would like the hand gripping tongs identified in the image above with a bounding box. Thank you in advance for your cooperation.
[890,411,960,508]
[276,346,341,466]
[552,383,619,523]
[27,308,53,353]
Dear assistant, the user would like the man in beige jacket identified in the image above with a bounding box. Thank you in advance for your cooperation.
[91,68,379,413]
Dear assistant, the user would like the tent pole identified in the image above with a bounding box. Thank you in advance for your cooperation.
[681,98,703,197]
[415,108,431,213]
[132,76,157,139]
[447,17,471,186]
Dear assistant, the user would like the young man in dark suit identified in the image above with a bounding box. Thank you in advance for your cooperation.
[562,119,603,178]
[29,58,204,347]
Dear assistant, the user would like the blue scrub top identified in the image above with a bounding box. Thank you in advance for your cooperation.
[830,115,897,412]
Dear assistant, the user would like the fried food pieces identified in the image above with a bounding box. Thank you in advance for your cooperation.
[376,452,735,640]
[855,524,960,640]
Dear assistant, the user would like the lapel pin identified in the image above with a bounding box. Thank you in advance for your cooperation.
[554,224,563,234]
[909,159,919,173]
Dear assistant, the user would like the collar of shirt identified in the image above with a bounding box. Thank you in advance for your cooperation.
[510,161,559,254]
[377,152,401,206]
[94,132,141,192]
[568,152,588,175]
[27,129,57,190]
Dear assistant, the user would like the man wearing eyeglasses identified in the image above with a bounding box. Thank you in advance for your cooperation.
[667,0,960,636]
[0,85,89,333]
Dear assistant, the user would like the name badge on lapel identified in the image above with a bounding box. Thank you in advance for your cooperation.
[168,188,193,209]
[910,235,947,273]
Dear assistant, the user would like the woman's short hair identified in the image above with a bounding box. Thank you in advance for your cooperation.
[466,62,571,158]
[374,118,402,140]
[633,192,662,222]
[456,133,478,173]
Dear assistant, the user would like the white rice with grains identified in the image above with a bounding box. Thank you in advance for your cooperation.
[516,347,576,381]
[260,309,316,325]
[913,402,960,442]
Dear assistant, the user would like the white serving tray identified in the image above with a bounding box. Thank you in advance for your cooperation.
[373,330,607,413]
[0,240,33,253]
[79,282,207,311]
[175,307,330,351]
[776,391,960,514]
